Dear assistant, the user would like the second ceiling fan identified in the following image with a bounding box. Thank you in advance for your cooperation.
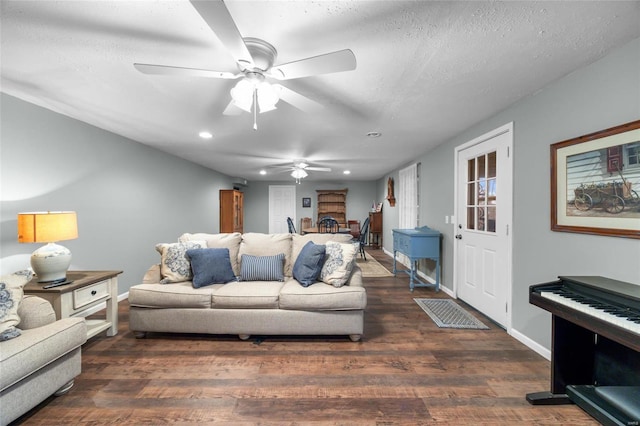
[134,0,357,129]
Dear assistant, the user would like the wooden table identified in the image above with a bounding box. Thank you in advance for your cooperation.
[302,227,352,234]
[24,270,122,339]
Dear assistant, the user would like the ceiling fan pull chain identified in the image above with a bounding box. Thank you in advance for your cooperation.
[253,89,258,131]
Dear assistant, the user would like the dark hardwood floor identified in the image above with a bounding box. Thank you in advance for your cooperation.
[13,250,596,425]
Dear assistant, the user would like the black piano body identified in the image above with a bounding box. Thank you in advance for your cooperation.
[527,276,640,426]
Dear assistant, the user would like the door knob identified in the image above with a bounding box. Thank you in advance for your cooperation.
[455,234,462,240]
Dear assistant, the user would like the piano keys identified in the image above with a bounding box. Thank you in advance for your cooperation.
[527,276,640,426]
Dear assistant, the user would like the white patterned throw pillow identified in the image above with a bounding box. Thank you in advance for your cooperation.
[155,241,206,283]
[0,270,34,341]
[320,241,358,287]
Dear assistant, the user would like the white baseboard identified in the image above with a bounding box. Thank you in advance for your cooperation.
[78,291,129,317]
[510,328,550,360]
[381,248,453,295]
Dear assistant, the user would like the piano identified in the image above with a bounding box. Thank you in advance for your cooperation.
[527,276,640,426]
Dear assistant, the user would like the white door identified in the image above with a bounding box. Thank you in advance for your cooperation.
[269,185,296,233]
[454,123,513,329]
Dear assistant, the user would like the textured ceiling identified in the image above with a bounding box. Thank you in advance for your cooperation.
[2,1,639,182]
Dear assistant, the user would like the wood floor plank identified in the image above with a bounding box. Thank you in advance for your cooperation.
[12,249,598,425]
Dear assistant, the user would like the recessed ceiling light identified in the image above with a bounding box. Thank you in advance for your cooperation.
[199,131,213,139]
[259,170,267,175]
[366,131,381,138]
[343,170,351,175]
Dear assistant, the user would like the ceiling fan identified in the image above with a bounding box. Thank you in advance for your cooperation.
[134,0,357,129]
[269,160,332,183]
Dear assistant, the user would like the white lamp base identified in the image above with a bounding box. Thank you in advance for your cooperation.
[31,242,72,283]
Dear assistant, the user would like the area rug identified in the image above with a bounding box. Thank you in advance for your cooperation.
[356,256,394,277]
[414,299,489,329]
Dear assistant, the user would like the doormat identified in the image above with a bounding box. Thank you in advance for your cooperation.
[356,256,393,277]
[414,299,489,329]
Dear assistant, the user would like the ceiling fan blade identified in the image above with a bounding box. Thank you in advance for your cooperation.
[269,49,356,80]
[274,84,323,113]
[189,0,254,69]
[134,63,241,79]
[222,100,243,115]
[306,167,332,172]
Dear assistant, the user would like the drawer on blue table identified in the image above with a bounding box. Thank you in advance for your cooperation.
[393,232,439,259]
[393,234,410,252]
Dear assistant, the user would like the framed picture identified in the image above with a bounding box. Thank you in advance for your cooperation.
[551,119,640,239]
[302,197,311,208]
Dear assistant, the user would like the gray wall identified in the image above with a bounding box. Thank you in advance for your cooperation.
[379,37,640,350]
[242,179,377,232]
[0,93,234,294]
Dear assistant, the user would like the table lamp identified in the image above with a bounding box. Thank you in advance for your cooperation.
[17,211,78,283]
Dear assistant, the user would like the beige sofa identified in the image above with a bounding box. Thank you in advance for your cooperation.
[1,295,87,426]
[129,232,366,341]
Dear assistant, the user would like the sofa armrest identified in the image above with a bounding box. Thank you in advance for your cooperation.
[347,265,363,287]
[17,296,57,330]
[1,317,86,392]
[143,264,162,284]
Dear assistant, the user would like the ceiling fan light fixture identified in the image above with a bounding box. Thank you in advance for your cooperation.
[231,79,255,112]
[257,82,279,113]
[291,168,308,179]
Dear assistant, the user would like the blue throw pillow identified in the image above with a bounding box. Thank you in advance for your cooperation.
[293,241,326,287]
[240,253,285,281]
[186,248,236,288]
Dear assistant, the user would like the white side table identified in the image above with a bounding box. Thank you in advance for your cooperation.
[24,270,122,339]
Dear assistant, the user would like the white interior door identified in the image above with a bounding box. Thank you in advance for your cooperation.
[269,185,296,233]
[454,123,513,329]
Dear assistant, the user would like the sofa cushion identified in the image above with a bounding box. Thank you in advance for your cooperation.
[292,241,326,287]
[186,248,236,288]
[179,232,242,276]
[0,270,33,341]
[279,279,367,311]
[239,233,293,276]
[240,253,285,281]
[212,280,284,309]
[320,241,358,287]
[156,241,206,283]
[128,282,221,309]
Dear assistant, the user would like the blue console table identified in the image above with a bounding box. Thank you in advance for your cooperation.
[392,226,441,292]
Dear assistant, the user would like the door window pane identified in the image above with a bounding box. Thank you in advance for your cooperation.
[466,151,497,233]
[488,151,497,178]
[467,207,475,230]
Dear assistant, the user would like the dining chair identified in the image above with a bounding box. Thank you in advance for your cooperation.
[357,217,370,260]
[286,217,296,234]
[300,217,312,231]
[347,220,361,239]
[318,217,339,233]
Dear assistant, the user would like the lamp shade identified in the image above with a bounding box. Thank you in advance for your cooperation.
[18,211,78,243]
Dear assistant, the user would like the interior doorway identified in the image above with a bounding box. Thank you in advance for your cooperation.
[269,185,296,234]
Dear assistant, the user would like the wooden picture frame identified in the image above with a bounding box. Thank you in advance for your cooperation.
[551,119,640,239]
[302,197,311,208]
